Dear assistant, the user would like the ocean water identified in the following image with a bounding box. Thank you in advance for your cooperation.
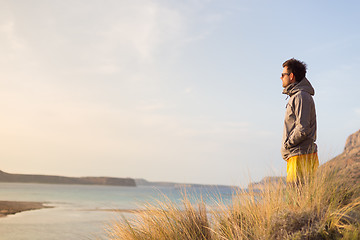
[0,183,236,240]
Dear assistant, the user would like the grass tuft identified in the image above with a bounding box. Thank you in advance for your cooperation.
[106,167,360,240]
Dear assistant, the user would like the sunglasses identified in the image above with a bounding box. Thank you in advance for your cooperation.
[281,73,290,78]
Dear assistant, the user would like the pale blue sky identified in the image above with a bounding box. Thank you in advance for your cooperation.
[1,0,359,186]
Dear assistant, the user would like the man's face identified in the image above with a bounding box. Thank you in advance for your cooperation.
[281,67,293,88]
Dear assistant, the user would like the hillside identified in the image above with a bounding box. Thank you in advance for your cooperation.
[320,129,360,186]
[0,171,236,189]
[0,170,136,187]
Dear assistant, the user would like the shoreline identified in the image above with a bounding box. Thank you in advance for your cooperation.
[0,201,52,217]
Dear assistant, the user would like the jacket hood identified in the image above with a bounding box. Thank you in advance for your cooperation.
[282,77,315,96]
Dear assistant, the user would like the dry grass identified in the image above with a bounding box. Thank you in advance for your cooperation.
[107,194,211,240]
[106,168,360,240]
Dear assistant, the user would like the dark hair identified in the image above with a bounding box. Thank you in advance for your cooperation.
[282,58,307,82]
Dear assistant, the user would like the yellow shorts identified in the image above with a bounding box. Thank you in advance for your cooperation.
[286,152,319,183]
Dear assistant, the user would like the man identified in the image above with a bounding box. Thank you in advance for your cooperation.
[280,58,318,184]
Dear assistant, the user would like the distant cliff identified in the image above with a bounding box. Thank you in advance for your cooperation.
[135,178,238,189]
[0,170,136,187]
[248,176,286,190]
[320,129,360,186]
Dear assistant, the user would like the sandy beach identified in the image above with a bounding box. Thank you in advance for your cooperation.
[0,201,51,217]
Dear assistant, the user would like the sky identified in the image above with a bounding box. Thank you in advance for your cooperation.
[1,0,360,187]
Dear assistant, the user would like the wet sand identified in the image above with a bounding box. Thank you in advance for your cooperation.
[0,201,52,217]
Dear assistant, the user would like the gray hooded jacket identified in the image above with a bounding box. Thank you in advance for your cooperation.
[281,77,317,161]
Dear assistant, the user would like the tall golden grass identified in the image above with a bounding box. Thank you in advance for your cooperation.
[106,167,360,240]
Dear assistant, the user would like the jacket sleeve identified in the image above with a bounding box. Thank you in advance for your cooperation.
[284,93,313,149]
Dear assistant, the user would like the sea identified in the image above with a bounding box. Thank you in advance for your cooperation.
[0,182,237,240]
